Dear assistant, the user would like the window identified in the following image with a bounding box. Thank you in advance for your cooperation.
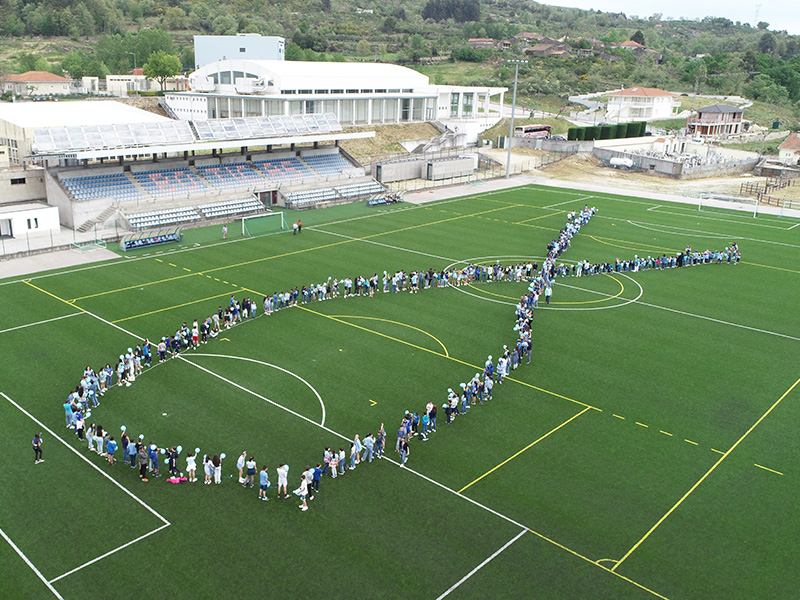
[298,89,312,95]
[331,89,344,94]
[27,218,38,229]
[360,89,372,93]
[346,89,359,94]
[315,90,329,94]
[240,47,246,53]
[10,177,26,185]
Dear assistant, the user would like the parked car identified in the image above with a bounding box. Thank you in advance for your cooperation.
[551,135,567,141]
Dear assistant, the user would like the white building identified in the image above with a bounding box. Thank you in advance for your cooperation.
[606,86,678,122]
[777,132,800,166]
[3,71,75,97]
[194,34,285,70]
[165,59,506,133]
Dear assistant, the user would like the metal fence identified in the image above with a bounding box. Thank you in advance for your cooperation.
[0,223,122,259]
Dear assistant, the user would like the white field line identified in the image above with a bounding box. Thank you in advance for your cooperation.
[49,523,171,584]
[1,392,171,584]
[554,274,800,341]
[0,312,84,336]
[647,205,662,211]
[636,209,789,230]
[788,222,800,230]
[0,190,510,288]
[0,527,65,600]
[307,227,461,264]
[187,353,327,427]
[435,529,528,600]
[543,195,594,209]
[179,357,339,433]
[184,360,668,599]
[602,216,800,250]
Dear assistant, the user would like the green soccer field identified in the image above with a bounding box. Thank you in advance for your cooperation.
[1,184,798,600]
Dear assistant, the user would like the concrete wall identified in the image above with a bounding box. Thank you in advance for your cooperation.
[428,157,474,180]
[375,159,425,183]
[0,167,46,201]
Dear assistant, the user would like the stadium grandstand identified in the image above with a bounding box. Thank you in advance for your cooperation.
[1,100,384,234]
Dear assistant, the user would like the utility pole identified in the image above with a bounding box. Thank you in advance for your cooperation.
[506,59,527,179]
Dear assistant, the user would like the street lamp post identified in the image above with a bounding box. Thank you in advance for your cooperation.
[128,52,138,94]
[506,59,527,179]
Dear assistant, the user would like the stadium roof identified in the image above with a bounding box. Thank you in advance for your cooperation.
[192,59,428,92]
[30,113,372,160]
[0,100,170,129]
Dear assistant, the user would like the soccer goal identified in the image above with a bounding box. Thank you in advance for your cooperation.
[242,212,288,237]
[698,194,759,218]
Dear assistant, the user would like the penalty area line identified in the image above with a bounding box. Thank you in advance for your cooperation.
[0,527,64,599]
[435,529,528,600]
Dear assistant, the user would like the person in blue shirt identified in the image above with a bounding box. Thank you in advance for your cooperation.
[126,439,137,468]
[259,466,270,501]
[312,464,322,492]
[106,436,117,466]
[64,398,74,428]
[148,444,160,477]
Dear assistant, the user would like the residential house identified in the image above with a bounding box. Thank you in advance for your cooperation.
[687,104,743,138]
[778,132,800,165]
[3,71,75,96]
[468,38,496,49]
[527,40,571,57]
[617,40,663,63]
[513,32,544,48]
[606,86,678,122]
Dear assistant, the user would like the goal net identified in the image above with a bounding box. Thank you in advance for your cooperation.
[242,212,288,237]
[698,194,759,218]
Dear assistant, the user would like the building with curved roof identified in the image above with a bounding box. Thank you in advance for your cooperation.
[164,59,506,131]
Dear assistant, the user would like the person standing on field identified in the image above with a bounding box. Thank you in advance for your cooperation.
[33,433,43,464]
[222,225,228,239]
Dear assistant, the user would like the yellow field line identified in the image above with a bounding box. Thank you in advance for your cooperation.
[684,439,698,446]
[613,414,625,420]
[331,314,450,357]
[514,212,562,225]
[299,305,596,410]
[612,375,800,572]
[740,261,800,274]
[72,272,200,301]
[659,430,673,437]
[512,221,559,232]
[112,290,238,323]
[459,407,591,493]
[635,422,648,428]
[522,528,672,600]
[22,280,83,312]
[754,463,783,476]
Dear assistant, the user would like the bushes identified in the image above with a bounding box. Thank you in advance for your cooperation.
[566,122,646,141]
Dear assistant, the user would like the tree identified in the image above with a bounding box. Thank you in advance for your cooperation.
[759,32,778,55]
[142,50,181,90]
[164,7,185,30]
[630,30,645,45]
[4,14,25,37]
[356,39,371,56]
[757,21,769,30]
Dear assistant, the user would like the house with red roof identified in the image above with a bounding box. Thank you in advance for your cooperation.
[3,71,74,96]
[778,132,800,166]
[606,86,678,122]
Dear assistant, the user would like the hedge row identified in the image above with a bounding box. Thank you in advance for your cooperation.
[567,121,647,141]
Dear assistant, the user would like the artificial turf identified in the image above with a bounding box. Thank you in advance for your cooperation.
[0,183,798,600]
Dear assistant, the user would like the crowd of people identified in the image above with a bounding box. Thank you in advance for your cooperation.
[49,202,739,514]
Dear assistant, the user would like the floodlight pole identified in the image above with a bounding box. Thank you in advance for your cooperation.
[506,59,527,179]
[128,52,138,94]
